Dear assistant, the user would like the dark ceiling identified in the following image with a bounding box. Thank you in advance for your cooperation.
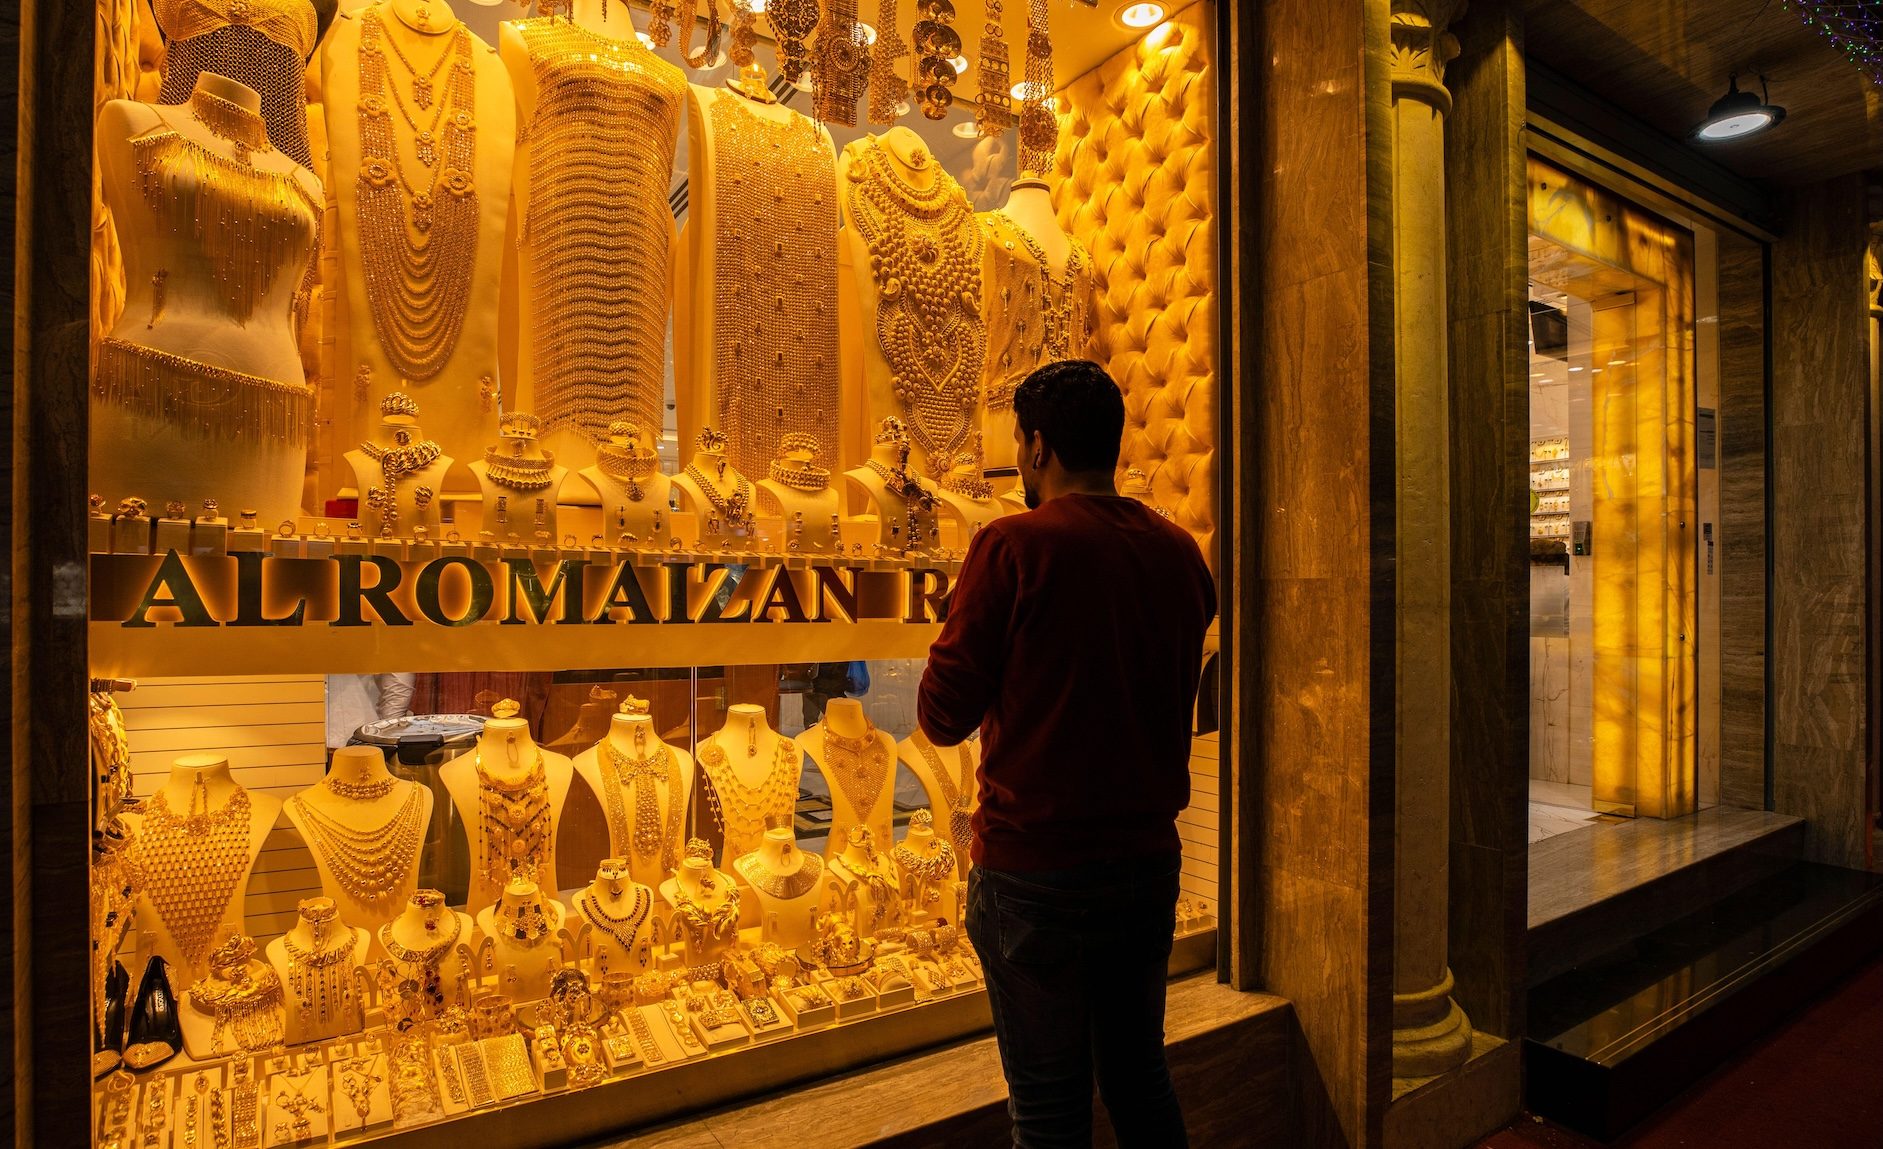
[1524,0,1883,186]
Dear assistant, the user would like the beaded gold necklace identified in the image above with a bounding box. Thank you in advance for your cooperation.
[289,785,425,909]
[599,738,684,873]
[138,777,252,971]
[697,735,799,860]
[474,748,551,886]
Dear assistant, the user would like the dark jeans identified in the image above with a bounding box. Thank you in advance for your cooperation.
[965,852,1188,1149]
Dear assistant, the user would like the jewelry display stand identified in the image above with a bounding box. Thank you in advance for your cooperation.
[378,889,477,1022]
[754,433,843,554]
[577,421,674,548]
[898,730,977,879]
[670,428,757,551]
[570,700,696,892]
[438,699,576,915]
[732,828,824,949]
[658,840,742,966]
[842,418,942,555]
[572,859,655,976]
[473,877,567,1001]
[819,826,898,937]
[343,393,457,538]
[695,704,801,863]
[264,897,371,1045]
[467,412,568,543]
[285,745,433,940]
[890,811,959,926]
[799,698,897,854]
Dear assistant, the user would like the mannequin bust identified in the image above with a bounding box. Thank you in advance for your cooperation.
[843,416,942,555]
[671,427,756,549]
[500,0,687,470]
[577,421,673,548]
[929,433,1009,543]
[265,897,371,1044]
[343,392,456,539]
[977,175,1095,473]
[321,0,515,465]
[800,698,897,854]
[890,810,959,926]
[285,745,433,936]
[124,754,282,984]
[570,698,697,891]
[93,73,320,525]
[680,71,841,480]
[695,704,802,863]
[898,729,977,879]
[572,858,655,977]
[659,839,742,966]
[475,876,567,1001]
[755,432,842,553]
[439,699,577,914]
[377,888,475,1021]
[839,126,986,479]
[820,824,897,937]
[733,827,824,950]
[468,411,567,542]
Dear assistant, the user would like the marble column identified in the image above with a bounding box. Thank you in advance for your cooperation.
[1389,0,1474,1079]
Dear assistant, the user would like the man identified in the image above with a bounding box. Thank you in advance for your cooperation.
[918,359,1216,1148]
[324,672,416,753]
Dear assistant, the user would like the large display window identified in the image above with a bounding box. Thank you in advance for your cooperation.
[82,0,1225,1145]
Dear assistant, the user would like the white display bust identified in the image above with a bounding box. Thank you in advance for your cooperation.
[377,888,476,1021]
[343,393,456,539]
[755,433,842,554]
[572,858,655,977]
[890,810,959,927]
[284,744,433,938]
[475,876,567,1001]
[123,754,282,985]
[799,698,898,855]
[659,839,742,967]
[439,699,576,914]
[264,897,371,1045]
[671,428,757,550]
[843,417,942,555]
[571,701,697,890]
[929,433,1009,544]
[577,421,673,548]
[467,412,568,543]
[695,703,802,863]
[733,827,824,950]
[819,824,897,937]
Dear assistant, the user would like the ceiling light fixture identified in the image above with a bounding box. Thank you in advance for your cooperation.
[749,0,767,10]
[951,55,970,74]
[858,22,878,45]
[1690,74,1786,142]
[952,121,980,139]
[1117,2,1166,28]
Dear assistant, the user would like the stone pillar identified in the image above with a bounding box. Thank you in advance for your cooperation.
[1389,0,1474,1079]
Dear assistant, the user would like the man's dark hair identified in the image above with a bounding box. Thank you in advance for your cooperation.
[1012,359,1125,473]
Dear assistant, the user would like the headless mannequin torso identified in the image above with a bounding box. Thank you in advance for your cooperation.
[571,708,697,891]
[800,697,897,855]
[439,702,576,914]
[264,897,372,1044]
[733,827,823,949]
[695,704,802,864]
[572,858,655,977]
[285,744,433,941]
[466,413,568,542]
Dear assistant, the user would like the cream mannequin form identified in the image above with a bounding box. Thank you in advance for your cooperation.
[93,74,319,524]
[889,810,959,927]
[671,428,758,549]
[123,754,282,985]
[696,703,803,862]
[500,0,686,470]
[733,827,824,950]
[898,730,978,880]
[570,701,697,891]
[659,839,742,966]
[572,858,655,977]
[439,700,577,914]
[284,745,433,940]
[678,72,842,477]
[378,889,476,1015]
[755,433,842,553]
[577,421,674,547]
[820,824,897,937]
[342,393,457,538]
[799,698,898,855]
[929,434,1009,543]
[474,876,567,1000]
[264,897,372,1044]
[838,126,984,478]
[319,0,515,462]
[467,411,568,541]
[843,417,942,554]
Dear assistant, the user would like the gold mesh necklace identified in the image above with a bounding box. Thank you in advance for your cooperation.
[139,775,252,970]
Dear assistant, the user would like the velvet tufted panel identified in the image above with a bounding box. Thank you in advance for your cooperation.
[1052,3,1218,565]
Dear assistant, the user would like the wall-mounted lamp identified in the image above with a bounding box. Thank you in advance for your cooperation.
[1690,75,1786,142]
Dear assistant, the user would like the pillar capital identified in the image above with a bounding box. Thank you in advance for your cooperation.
[1391,0,1467,116]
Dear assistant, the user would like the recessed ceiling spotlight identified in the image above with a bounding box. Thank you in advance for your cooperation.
[1691,74,1785,142]
[951,55,969,74]
[858,22,878,45]
[636,31,654,49]
[748,0,767,10]
[1117,2,1166,28]
[952,121,979,139]
[1011,80,1045,101]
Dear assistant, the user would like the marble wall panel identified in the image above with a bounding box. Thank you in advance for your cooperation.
[1769,175,1872,868]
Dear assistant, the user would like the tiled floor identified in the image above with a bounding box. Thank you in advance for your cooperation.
[1529,779,1600,844]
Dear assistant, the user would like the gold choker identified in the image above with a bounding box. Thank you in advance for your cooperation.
[483,448,557,492]
[188,88,273,159]
[768,457,831,492]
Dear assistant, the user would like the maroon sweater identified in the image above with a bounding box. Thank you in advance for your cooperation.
[917,493,1216,871]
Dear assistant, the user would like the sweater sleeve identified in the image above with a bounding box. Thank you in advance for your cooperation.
[918,527,1016,747]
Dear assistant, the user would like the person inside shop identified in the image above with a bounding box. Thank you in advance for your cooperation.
[918,359,1216,1148]
[324,672,417,755]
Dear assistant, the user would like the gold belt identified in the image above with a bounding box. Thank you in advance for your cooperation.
[94,337,311,444]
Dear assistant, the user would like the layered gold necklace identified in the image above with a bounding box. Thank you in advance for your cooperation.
[139,776,252,971]
[515,18,686,444]
[355,8,479,381]
[474,748,551,886]
[710,94,840,477]
[818,718,891,827]
[289,785,426,909]
[579,884,652,953]
[599,736,684,873]
[596,428,658,499]
[482,446,557,491]
[913,732,976,869]
[280,910,360,1035]
[697,735,800,860]
[848,138,985,475]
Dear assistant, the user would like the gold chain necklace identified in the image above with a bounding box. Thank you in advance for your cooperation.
[914,733,976,865]
[289,787,425,908]
[188,88,272,160]
[482,447,557,491]
[378,910,462,966]
[579,885,651,952]
[361,437,442,482]
[355,8,478,381]
[684,460,754,525]
[697,737,799,860]
[818,719,891,826]
[596,440,658,498]
[474,748,551,886]
[139,778,252,971]
[188,937,285,1054]
[998,212,1090,365]
[599,740,683,872]
[734,850,824,900]
[848,139,985,475]
[281,923,359,1032]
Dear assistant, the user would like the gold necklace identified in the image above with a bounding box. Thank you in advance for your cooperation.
[361,436,443,482]
[913,734,976,869]
[188,937,285,1054]
[490,895,555,947]
[848,138,985,475]
[516,18,686,445]
[811,0,868,124]
[818,719,891,826]
[697,736,799,860]
[684,460,754,526]
[281,923,359,1033]
[578,886,651,952]
[998,212,1090,366]
[482,447,557,491]
[599,740,684,872]
[975,0,1014,136]
[355,9,479,381]
[378,910,462,967]
[734,849,824,899]
[139,777,253,971]
[474,747,552,886]
[155,3,318,168]
[710,94,840,477]
[187,88,272,161]
[867,0,907,125]
[596,437,658,499]
[94,337,312,445]
[289,787,426,909]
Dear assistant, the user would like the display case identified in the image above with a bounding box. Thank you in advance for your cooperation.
[78,0,1227,1145]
